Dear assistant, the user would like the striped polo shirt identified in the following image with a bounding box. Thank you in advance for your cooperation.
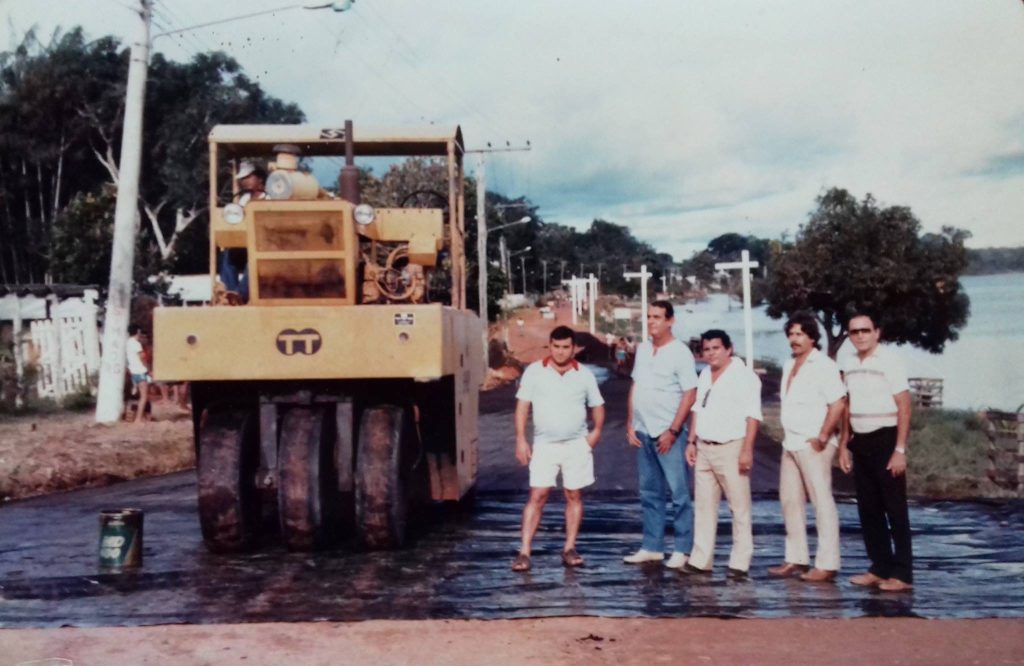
[839,345,910,434]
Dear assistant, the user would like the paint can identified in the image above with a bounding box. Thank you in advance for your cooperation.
[98,508,143,570]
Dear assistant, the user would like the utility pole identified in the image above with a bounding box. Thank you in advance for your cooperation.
[520,256,527,295]
[560,260,567,283]
[475,154,488,365]
[95,0,151,424]
[541,259,548,295]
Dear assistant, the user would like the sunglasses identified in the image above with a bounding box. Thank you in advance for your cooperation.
[848,328,874,335]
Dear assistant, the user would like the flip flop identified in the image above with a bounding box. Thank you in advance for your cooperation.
[562,548,584,567]
[511,553,531,572]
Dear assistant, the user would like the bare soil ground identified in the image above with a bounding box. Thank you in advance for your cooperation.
[0,400,193,502]
[1,617,1021,665]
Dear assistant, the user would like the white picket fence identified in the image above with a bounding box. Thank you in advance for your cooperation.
[28,314,101,400]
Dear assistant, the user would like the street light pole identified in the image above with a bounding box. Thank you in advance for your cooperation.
[520,256,527,295]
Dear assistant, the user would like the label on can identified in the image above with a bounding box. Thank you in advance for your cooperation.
[98,509,143,571]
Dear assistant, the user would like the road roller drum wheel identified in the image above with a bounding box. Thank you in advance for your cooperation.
[355,405,419,549]
[278,406,339,551]
[196,405,261,553]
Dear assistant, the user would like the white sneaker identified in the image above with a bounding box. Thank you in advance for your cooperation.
[665,552,688,569]
[623,549,664,564]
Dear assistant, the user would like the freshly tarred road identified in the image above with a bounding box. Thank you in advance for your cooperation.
[1,301,1022,663]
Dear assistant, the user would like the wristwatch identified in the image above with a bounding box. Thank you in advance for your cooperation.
[894,446,906,454]
[668,428,680,437]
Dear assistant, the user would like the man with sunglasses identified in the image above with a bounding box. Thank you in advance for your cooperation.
[683,329,762,579]
[839,312,914,592]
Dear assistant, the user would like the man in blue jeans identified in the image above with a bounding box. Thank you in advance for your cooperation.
[623,300,698,569]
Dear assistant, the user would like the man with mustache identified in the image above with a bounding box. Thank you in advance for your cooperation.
[768,312,846,582]
[683,329,762,579]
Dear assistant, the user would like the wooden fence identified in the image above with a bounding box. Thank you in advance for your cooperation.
[909,377,943,409]
[982,407,1024,496]
[28,315,101,400]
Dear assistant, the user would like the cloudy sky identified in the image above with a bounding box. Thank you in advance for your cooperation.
[4,0,1023,260]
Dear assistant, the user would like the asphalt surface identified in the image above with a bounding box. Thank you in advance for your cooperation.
[1,376,1022,627]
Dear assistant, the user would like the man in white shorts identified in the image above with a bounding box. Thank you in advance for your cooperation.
[512,325,605,572]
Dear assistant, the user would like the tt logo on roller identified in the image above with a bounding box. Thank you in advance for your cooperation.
[276,328,322,355]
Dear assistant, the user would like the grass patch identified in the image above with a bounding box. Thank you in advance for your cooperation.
[907,409,1005,498]
[760,405,1008,499]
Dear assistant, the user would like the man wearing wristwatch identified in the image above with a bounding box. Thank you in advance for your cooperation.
[682,329,762,579]
[839,311,914,592]
[622,300,698,569]
[768,313,846,583]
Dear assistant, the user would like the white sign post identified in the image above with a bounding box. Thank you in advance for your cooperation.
[562,276,580,325]
[715,249,760,367]
[624,264,653,341]
[588,273,597,334]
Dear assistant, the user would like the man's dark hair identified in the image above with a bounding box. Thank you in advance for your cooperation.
[550,325,576,344]
[700,328,732,349]
[785,312,822,350]
[846,308,880,332]
[651,299,674,320]
[128,324,141,336]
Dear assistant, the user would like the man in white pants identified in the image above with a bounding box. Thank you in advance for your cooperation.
[512,326,605,572]
[768,313,846,583]
[683,329,762,579]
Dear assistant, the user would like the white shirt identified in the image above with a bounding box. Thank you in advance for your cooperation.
[693,356,762,443]
[516,358,605,445]
[780,348,846,451]
[840,345,910,434]
[630,338,698,436]
[125,337,147,375]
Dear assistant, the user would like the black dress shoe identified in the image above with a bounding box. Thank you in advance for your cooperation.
[727,567,749,580]
[679,563,712,576]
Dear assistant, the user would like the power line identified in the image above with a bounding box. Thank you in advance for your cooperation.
[353,3,505,140]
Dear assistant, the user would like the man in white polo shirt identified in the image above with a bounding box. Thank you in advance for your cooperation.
[511,325,605,572]
[768,312,846,583]
[683,329,762,578]
[623,300,698,569]
[839,311,914,592]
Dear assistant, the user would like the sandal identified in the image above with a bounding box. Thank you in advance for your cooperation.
[511,553,531,572]
[562,548,584,568]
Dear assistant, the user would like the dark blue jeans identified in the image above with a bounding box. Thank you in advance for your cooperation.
[637,428,694,553]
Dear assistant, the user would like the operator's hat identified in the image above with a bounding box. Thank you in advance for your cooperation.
[236,161,257,180]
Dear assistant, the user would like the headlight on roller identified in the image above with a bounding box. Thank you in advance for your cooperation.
[354,203,376,226]
[223,203,245,225]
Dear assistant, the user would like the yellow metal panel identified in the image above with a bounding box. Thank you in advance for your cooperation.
[359,208,442,242]
[153,304,471,382]
[407,234,439,267]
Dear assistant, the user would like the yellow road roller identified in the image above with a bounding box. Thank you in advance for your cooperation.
[154,121,482,552]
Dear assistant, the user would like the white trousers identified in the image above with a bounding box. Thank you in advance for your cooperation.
[779,445,841,571]
[689,438,753,572]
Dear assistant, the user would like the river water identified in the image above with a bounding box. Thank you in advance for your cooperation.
[670,273,1024,411]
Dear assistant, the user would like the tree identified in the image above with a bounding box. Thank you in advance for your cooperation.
[765,188,971,356]
[0,26,305,282]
